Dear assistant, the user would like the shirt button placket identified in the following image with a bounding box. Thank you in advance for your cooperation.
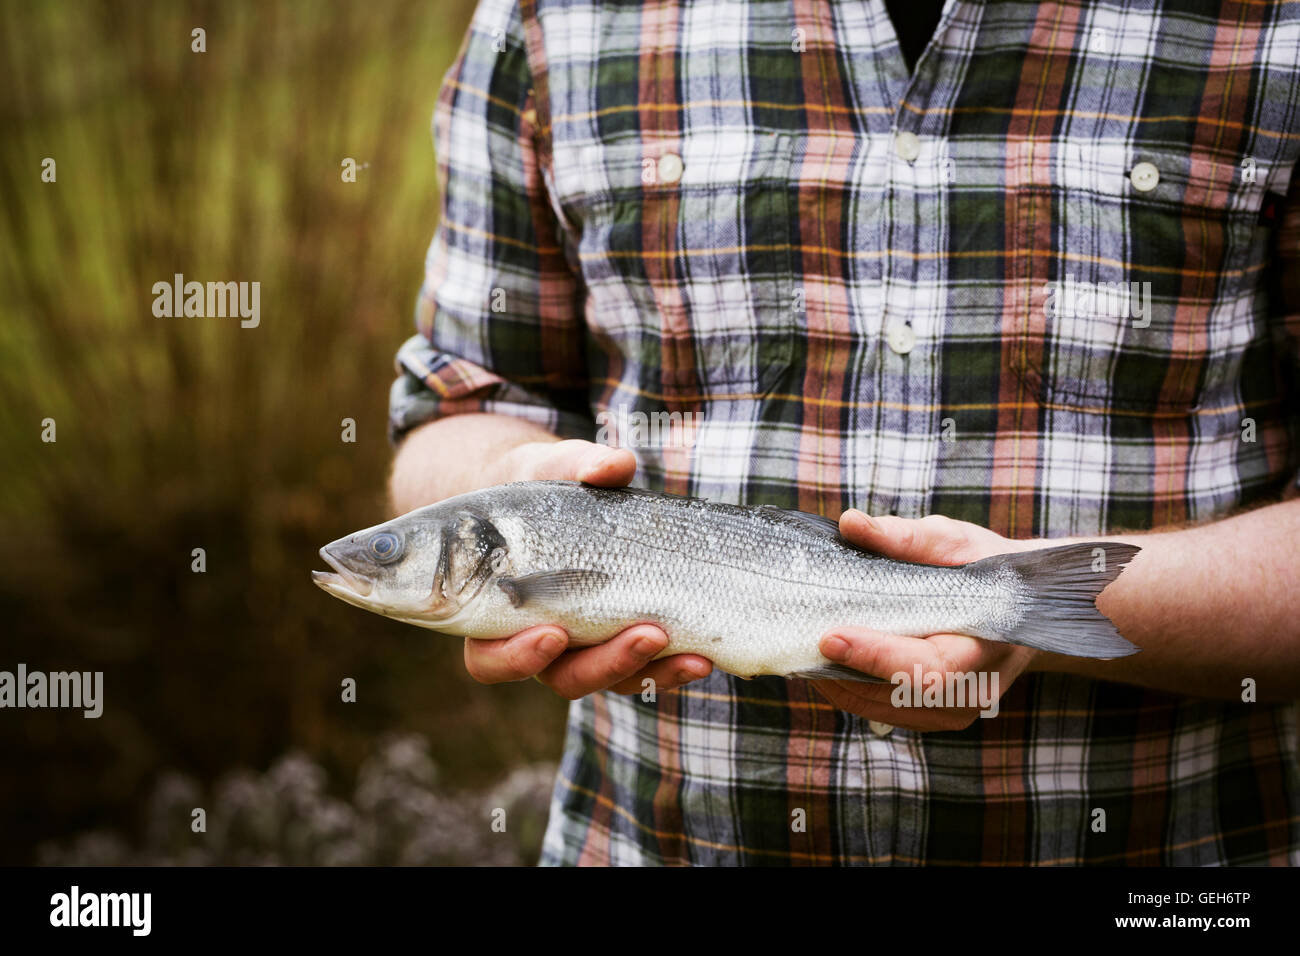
[882,126,922,517]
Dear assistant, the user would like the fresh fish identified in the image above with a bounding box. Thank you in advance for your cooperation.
[312,481,1140,682]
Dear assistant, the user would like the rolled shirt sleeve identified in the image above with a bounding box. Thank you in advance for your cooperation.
[389,0,589,445]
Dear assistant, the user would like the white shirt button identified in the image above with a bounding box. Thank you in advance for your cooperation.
[894,131,921,163]
[1130,161,1160,192]
[657,152,684,184]
[886,323,916,355]
[869,720,895,737]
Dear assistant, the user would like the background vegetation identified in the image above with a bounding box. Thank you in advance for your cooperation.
[0,0,569,864]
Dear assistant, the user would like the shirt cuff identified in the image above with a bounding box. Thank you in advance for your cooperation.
[387,334,593,445]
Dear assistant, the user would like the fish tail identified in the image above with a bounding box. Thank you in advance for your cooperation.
[971,542,1142,658]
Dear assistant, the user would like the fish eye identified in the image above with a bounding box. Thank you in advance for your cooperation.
[368,531,403,564]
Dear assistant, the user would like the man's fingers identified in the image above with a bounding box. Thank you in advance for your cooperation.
[537,624,669,699]
[519,439,635,486]
[816,629,1002,729]
[464,625,569,684]
[607,655,713,696]
[925,632,994,673]
[816,681,982,731]
[575,445,637,486]
[839,510,912,560]
[462,622,704,699]
[816,682,913,724]
[839,509,973,565]
[819,626,952,681]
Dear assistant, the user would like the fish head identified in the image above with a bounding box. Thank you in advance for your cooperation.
[312,501,510,628]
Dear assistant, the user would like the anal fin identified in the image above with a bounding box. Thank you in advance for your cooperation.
[785,663,890,684]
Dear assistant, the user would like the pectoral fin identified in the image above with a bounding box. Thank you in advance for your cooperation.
[498,569,611,608]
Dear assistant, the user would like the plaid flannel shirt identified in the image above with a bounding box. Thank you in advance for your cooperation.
[390,0,1300,865]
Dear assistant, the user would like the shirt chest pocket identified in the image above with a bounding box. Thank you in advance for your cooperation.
[1010,143,1259,415]
[554,134,798,403]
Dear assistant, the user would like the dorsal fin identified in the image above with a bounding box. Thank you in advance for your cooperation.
[756,505,841,537]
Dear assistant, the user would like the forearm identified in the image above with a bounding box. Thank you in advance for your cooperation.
[388,413,558,513]
[1034,499,1300,700]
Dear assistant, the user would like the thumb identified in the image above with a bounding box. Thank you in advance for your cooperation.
[529,439,636,486]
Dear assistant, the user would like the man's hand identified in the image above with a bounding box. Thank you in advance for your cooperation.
[463,437,713,698]
[402,414,1300,704]
[814,511,1040,731]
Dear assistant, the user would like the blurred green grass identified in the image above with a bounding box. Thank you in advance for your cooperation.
[0,0,570,863]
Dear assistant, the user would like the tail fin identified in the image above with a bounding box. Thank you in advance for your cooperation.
[970,542,1142,658]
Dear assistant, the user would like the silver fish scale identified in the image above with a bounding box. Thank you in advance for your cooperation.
[463,482,1026,679]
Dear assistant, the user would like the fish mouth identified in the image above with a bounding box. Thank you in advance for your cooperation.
[312,547,374,598]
